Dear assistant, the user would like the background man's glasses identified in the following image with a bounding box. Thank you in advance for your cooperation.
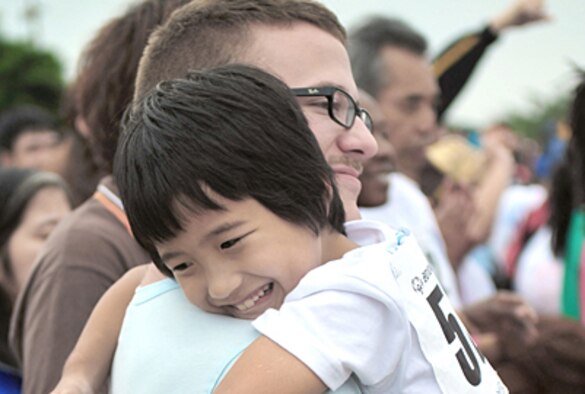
[291,87,373,132]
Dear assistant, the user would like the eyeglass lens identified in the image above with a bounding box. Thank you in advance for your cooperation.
[332,89,373,131]
[331,89,354,128]
[361,111,373,131]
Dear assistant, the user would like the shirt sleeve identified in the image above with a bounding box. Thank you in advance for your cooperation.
[433,26,498,119]
[252,280,411,391]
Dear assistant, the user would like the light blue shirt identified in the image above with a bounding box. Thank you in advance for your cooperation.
[111,278,361,393]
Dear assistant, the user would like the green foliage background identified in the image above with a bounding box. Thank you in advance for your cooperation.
[0,34,65,115]
[451,91,572,148]
[504,93,571,143]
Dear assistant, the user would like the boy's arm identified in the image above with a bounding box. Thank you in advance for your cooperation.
[50,264,149,394]
[216,286,407,394]
[214,335,327,394]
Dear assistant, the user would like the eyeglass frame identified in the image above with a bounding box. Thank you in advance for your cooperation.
[290,86,373,132]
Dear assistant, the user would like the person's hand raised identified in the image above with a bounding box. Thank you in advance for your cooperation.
[490,0,551,33]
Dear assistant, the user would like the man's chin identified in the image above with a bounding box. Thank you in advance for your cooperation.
[336,174,362,221]
[336,174,362,198]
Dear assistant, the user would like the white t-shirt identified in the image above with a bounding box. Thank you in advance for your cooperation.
[488,184,547,270]
[253,221,507,393]
[360,172,462,308]
[458,254,497,306]
[514,225,562,315]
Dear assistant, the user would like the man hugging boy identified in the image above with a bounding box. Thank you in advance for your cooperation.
[54,64,506,393]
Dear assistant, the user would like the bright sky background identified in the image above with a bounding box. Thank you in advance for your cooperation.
[1,0,584,127]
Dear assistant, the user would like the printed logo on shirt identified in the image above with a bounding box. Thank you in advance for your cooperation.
[385,228,410,255]
[386,228,411,279]
[411,263,434,295]
[387,232,509,393]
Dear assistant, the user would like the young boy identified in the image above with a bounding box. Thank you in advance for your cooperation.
[55,64,507,393]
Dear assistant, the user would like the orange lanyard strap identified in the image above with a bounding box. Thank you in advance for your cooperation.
[93,189,133,236]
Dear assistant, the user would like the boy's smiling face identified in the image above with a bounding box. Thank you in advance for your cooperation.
[156,192,326,320]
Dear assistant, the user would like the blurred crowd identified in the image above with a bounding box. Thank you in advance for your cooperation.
[1,0,584,393]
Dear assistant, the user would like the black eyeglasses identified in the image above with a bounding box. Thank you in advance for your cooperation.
[291,87,373,132]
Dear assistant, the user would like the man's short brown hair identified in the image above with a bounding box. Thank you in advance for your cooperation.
[135,0,346,99]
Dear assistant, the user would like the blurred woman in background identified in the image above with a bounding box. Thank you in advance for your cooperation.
[0,168,72,393]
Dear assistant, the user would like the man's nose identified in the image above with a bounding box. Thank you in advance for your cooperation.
[418,106,438,143]
[339,116,378,160]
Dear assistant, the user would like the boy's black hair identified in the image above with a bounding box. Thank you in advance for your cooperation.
[115,64,345,276]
